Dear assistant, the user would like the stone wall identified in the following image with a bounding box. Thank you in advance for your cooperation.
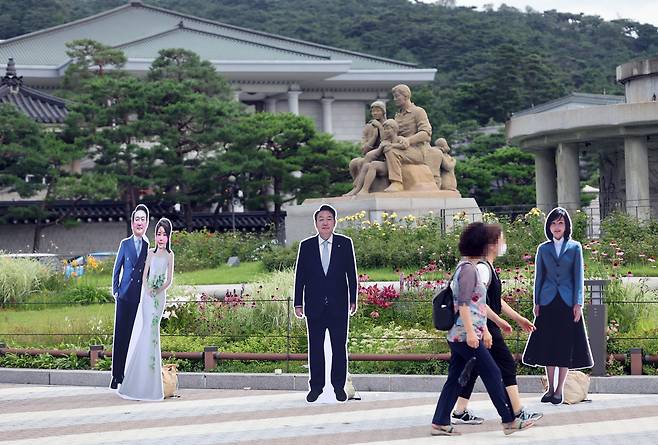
[0,222,128,255]
[272,99,364,141]
[298,101,322,131]
[331,101,366,141]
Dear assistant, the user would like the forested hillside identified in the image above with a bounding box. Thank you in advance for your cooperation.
[3,0,657,127]
[2,0,656,205]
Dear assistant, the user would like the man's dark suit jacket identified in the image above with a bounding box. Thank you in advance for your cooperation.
[294,233,358,318]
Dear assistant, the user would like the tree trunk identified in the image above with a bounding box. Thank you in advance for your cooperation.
[273,176,285,244]
[32,184,54,253]
[125,160,136,237]
[32,222,42,253]
[184,201,193,231]
[123,200,131,237]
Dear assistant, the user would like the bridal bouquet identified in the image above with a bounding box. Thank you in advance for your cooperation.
[148,273,165,292]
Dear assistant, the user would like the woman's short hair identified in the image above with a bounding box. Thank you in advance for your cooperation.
[544,207,572,240]
[484,224,503,246]
[458,222,489,257]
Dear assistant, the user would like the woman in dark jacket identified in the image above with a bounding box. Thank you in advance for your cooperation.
[522,207,593,404]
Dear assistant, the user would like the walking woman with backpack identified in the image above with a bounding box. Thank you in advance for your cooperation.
[450,224,543,425]
[431,222,535,436]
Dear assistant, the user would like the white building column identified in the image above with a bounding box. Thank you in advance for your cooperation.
[321,97,334,133]
[287,89,302,115]
[265,98,277,113]
[233,89,241,102]
[556,142,581,215]
[624,136,651,220]
[534,148,557,213]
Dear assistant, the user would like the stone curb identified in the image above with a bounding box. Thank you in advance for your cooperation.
[1,368,657,394]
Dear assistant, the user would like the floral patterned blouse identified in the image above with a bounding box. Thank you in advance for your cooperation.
[447,261,488,343]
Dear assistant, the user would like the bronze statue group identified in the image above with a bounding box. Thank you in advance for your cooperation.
[109,203,593,437]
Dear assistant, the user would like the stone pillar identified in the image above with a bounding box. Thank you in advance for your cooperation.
[534,148,557,213]
[287,89,302,115]
[321,97,334,133]
[265,98,277,113]
[556,142,580,215]
[624,136,651,220]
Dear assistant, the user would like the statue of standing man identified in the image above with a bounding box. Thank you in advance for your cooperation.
[384,84,432,192]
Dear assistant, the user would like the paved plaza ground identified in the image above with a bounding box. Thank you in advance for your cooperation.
[1,383,658,445]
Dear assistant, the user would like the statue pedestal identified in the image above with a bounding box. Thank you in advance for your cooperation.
[284,191,482,245]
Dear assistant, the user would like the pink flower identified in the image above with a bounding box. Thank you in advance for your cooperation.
[370,311,380,318]
[627,271,633,277]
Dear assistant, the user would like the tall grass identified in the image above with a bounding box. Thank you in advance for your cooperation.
[0,303,115,347]
[0,257,52,305]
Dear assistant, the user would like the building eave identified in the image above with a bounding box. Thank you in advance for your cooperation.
[507,102,658,148]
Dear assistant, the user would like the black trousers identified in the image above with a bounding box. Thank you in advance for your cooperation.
[111,298,139,381]
[458,326,518,400]
[433,341,515,425]
[306,310,348,392]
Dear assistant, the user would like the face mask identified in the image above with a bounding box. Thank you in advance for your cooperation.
[498,243,507,256]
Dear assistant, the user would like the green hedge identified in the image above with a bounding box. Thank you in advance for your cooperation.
[172,230,275,272]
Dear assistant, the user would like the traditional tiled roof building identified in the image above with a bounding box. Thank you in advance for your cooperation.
[0,58,68,124]
[0,0,435,141]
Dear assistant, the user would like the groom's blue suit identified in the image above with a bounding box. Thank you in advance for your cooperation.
[111,236,148,382]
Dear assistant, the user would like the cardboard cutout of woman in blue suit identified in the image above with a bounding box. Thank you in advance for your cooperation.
[522,207,593,404]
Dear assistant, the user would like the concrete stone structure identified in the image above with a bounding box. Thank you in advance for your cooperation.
[507,58,658,220]
[0,1,435,142]
[284,192,480,244]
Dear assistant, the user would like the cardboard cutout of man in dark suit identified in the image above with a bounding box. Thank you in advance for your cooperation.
[294,204,358,403]
[110,204,150,389]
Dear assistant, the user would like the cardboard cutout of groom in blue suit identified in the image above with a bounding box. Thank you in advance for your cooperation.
[110,204,150,389]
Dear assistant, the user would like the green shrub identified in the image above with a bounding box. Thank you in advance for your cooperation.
[261,243,298,271]
[171,230,275,272]
[162,270,305,341]
[595,212,658,266]
[0,353,90,369]
[66,284,113,305]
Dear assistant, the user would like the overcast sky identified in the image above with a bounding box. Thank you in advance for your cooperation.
[454,1,658,26]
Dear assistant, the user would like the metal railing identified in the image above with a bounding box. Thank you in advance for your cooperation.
[2,280,657,375]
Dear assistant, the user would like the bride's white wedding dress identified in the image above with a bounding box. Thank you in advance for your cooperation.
[118,253,169,401]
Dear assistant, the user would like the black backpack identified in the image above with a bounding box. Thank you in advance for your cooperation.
[432,283,455,331]
[432,261,490,331]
